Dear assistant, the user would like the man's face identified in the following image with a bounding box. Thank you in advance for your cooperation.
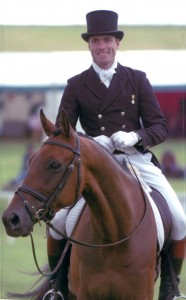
[88,35,120,69]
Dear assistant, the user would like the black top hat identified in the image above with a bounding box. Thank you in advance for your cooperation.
[81,10,124,42]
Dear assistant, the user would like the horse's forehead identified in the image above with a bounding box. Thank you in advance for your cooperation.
[34,140,73,161]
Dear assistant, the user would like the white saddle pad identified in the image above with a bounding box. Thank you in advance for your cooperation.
[66,198,86,236]
[66,191,165,251]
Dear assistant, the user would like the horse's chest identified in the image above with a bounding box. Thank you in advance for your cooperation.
[81,274,127,299]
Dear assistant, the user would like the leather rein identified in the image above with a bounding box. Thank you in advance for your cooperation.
[15,132,148,249]
[14,133,184,298]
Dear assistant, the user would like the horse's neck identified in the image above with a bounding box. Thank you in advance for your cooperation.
[82,143,144,242]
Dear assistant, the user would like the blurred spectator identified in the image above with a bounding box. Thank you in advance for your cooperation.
[28,103,43,141]
[3,144,34,190]
[161,151,185,179]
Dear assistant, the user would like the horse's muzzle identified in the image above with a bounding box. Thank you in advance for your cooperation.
[2,208,33,237]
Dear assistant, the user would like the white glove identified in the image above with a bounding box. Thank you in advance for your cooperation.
[110,131,139,151]
[93,135,115,153]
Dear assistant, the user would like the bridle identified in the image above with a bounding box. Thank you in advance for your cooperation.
[16,132,81,225]
[13,133,184,299]
[15,131,148,249]
[14,130,150,281]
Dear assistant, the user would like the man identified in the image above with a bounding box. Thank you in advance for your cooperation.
[48,10,186,299]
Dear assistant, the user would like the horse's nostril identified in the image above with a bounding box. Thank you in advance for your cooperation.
[9,213,20,227]
[2,211,21,236]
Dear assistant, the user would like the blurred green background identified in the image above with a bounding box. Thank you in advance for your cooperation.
[1,25,186,52]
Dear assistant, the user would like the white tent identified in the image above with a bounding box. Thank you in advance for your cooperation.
[1,50,185,125]
[0,50,186,88]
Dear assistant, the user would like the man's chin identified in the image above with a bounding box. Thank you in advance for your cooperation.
[96,60,111,69]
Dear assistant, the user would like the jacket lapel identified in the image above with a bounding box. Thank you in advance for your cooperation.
[99,64,130,112]
[84,66,107,99]
[83,64,130,112]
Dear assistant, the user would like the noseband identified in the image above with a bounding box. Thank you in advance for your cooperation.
[15,133,81,224]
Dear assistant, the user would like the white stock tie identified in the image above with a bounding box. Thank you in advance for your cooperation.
[93,61,117,88]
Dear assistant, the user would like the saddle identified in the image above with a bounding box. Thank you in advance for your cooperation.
[44,186,173,300]
[126,163,172,252]
[150,187,172,253]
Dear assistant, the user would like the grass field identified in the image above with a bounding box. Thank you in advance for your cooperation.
[1,25,186,52]
[1,139,185,192]
[0,139,186,299]
[0,200,183,300]
[0,200,186,299]
[0,205,47,298]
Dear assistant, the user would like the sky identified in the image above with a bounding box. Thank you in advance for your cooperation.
[1,0,186,26]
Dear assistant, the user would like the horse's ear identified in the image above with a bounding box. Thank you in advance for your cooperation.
[40,109,55,136]
[60,109,71,137]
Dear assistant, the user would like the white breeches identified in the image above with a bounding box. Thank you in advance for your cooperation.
[50,151,186,241]
[115,152,186,240]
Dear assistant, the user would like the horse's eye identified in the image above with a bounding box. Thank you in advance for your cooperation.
[50,161,62,171]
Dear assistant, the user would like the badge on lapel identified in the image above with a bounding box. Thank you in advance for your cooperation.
[131,95,135,104]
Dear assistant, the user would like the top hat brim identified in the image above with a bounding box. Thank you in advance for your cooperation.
[81,30,124,42]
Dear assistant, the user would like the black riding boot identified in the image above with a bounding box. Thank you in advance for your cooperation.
[47,236,70,300]
[158,240,185,300]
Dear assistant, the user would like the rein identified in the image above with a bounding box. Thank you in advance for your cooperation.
[16,132,148,246]
[15,132,149,277]
[43,150,149,248]
[45,192,148,248]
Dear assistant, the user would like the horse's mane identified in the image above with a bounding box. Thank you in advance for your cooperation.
[45,127,129,177]
[77,131,94,141]
[77,132,129,173]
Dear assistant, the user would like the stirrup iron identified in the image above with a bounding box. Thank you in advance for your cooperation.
[42,288,64,300]
[174,295,186,299]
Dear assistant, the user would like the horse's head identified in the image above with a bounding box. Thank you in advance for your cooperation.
[2,109,84,237]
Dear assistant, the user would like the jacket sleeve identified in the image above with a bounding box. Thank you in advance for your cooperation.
[135,71,168,152]
[55,78,80,129]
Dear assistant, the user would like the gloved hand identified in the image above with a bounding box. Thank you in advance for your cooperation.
[93,135,115,153]
[110,131,139,151]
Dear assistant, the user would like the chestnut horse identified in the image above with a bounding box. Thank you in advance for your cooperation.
[2,109,158,299]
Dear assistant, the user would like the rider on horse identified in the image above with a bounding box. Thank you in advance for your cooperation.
[47,10,186,299]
